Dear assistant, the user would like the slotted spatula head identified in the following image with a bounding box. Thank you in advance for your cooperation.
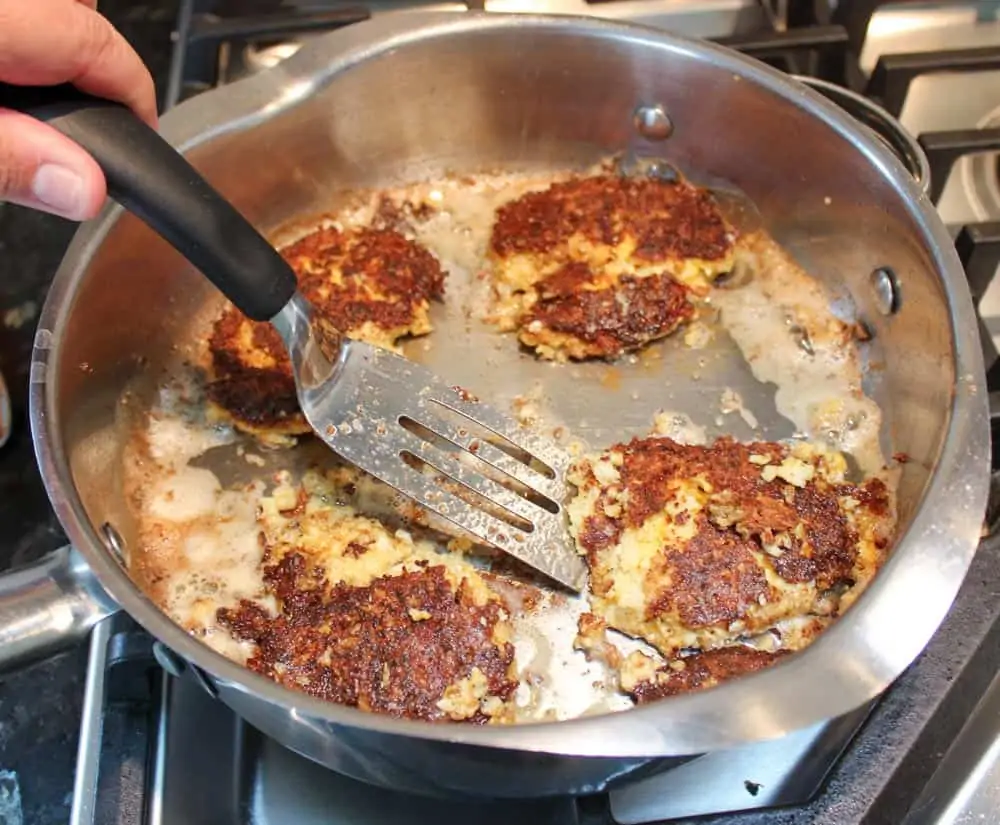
[274,293,589,592]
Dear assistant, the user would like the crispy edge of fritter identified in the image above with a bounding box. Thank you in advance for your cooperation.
[621,645,790,702]
[205,225,445,439]
[574,610,826,704]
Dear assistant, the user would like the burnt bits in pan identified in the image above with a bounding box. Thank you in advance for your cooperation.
[566,436,893,691]
[205,225,446,442]
[486,174,736,361]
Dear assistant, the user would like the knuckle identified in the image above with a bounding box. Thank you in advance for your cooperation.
[74,7,155,117]
[79,9,119,68]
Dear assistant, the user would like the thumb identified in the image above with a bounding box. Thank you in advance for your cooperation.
[0,108,105,221]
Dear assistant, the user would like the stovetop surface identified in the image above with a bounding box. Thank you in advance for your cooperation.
[3,2,1000,824]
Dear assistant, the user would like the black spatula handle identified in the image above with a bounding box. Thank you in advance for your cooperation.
[0,82,297,322]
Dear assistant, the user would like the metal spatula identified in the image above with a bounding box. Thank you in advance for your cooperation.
[1,82,588,592]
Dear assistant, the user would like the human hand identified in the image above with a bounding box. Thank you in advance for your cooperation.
[0,0,157,221]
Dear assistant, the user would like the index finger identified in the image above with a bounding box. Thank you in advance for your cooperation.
[0,0,157,125]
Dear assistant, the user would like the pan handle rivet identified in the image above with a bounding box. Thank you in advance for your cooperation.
[100,522,127,563]
[870,267,901,315]
[633,104,674,141]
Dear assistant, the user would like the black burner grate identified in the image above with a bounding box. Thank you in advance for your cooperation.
[165,0,371,106]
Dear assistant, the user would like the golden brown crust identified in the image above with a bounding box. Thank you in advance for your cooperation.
[206,226,446,437]
[647,519,772,629]
[578,438,887,592]
[206,313,303,434]
[286,226,445,333]
[568,436,892,657]
[491,175,733,265]
[218,558,516,722]
[486,175,735,361]
[629,647,789,703]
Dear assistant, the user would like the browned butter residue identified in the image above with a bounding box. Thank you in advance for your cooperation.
[600,367,622,391]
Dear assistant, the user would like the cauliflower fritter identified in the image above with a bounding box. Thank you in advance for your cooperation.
[487,174,736,360]
[567,436,893,657]
[218,471,517,722]
[206,226,445,441]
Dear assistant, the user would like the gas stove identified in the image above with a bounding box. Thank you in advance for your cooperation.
[65,2,1000,824]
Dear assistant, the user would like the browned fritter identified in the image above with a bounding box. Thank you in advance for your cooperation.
[626,647,790,703]
[486,174,735,360]
[287,227,446,332]
[206,226,446,439]
[567,436,893,656]
[218,556,517,722]
[206,316,301,435]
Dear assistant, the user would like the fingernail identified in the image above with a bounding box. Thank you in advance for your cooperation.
[31,164,88,221]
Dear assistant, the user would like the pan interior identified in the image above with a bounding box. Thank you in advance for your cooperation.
[51,22,953,728]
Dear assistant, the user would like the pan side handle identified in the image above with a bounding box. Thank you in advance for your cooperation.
[0,546,119,672]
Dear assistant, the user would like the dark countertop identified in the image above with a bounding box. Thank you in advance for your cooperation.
[0,3,178,823]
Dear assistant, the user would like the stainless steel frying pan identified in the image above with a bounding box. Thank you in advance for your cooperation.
[0,12,988,798]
